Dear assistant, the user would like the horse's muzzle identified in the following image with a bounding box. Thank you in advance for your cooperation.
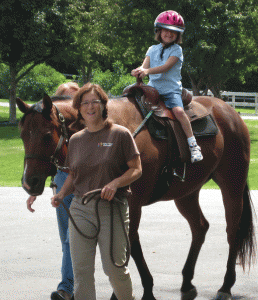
[21,174,46,196]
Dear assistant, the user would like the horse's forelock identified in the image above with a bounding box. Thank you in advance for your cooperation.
[19,97,60,129]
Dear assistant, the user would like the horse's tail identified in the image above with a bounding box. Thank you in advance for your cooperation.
[237,183,256,270]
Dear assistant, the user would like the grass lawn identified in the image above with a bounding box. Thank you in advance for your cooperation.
[0,105,258,189]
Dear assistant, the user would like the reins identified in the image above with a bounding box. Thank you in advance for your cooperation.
[57,189,131,268]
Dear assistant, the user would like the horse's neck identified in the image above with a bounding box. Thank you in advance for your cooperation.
[108,98,143,133]
[55,102,77,125]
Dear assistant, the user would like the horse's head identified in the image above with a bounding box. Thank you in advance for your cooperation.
[17,94,78,196]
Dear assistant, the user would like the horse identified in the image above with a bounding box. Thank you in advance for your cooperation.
[16,84,256,300]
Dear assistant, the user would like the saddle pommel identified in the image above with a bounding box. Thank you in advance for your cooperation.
[123,78,192,108]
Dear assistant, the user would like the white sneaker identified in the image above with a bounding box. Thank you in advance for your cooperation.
[189,144,203,163]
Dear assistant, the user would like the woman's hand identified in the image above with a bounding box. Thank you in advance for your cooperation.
[51,194,63,208]
[27,196,37,212]
[101,180,118,201]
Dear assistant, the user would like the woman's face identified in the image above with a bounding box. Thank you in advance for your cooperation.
[80,90,103,125]
[161,28,178,44]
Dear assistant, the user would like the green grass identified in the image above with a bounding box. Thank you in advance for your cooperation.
[0,105,258,189]
[235,107,257,115]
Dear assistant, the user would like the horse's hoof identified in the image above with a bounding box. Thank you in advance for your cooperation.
[181,287,197,300]
[142,292,156,300]
[214,292,232,300]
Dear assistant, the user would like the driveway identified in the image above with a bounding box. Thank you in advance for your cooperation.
[0,187,257,300]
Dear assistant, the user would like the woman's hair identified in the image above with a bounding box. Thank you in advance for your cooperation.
[155,28,182,44]
[73,82,112,127]
[55,82,80,96]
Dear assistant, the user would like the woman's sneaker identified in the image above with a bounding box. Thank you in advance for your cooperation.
[189,144,203,163]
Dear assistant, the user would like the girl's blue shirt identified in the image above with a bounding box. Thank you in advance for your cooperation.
[146,43,183,95]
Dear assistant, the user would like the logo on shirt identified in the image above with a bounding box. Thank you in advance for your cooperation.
[98,142,113,147]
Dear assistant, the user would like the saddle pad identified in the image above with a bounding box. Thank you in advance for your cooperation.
[147,114,218,141]
[192,114,218,137]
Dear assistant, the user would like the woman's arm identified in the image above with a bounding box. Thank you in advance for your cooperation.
[101,155,142,201]
[51,172,75,207]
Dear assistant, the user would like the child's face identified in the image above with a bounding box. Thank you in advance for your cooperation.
[161,29,178,44]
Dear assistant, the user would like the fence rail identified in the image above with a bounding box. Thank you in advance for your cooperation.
[206,91,258,114]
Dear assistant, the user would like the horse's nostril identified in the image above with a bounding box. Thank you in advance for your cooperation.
[31,177,40,186]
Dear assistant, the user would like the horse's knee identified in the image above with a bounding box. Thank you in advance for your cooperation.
[192,219,209,243]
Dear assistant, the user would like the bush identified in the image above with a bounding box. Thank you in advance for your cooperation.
[17,63,66,101]
[0,63,66,101]
[89,61,138,96]
[110,74,136,96]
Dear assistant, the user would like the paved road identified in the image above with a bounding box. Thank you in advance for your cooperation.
[0,187,257,300]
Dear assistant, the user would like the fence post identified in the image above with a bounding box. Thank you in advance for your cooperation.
[232,94,235,109]
[255,94,258,114]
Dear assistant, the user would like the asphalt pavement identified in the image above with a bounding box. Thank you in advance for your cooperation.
[0,187,257,300]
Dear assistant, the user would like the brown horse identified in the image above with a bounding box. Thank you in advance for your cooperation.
[16,87,256,300]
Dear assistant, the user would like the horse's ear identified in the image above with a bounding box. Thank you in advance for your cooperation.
[42,94,53,114]
[16,97,31,114]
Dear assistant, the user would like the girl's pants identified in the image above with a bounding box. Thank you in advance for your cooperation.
[55,170,74,294]
[69,195,135,300]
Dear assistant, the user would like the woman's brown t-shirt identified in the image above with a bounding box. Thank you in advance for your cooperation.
[66,124,140,197]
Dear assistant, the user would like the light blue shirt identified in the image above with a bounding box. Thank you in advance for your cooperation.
[146,43,183,95]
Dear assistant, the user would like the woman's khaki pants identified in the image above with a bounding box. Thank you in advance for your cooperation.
[69,195,135,300]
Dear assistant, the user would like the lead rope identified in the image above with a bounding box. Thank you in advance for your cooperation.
[54,188,131,268]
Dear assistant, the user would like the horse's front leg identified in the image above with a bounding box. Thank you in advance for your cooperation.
[174,190,209,300]
[130,200,156,300]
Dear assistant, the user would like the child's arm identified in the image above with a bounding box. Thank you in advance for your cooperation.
[131,56,150,77]
[139,56,179,78]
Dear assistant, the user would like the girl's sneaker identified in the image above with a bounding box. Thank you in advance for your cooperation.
[189,144,203,163]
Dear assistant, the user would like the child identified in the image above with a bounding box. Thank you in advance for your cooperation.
[131,10,203,163]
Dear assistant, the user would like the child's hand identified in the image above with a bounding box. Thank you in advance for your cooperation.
[138,69,149,78]
[131,67,149,78]
[131,68,140,77]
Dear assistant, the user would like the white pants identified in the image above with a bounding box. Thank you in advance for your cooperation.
[69,195,135,300]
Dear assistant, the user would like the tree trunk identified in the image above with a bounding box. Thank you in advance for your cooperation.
[9,64,17,124]
[188,72,201,96]
[210,85,222,99]
[81,65,87,84]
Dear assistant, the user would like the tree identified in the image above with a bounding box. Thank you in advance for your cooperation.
[66,0,135,84]
[180,0,258,97]
[0,0,75,123]
[116,0,258,97]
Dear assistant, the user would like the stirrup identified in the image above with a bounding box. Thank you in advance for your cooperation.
[172,163,186,182]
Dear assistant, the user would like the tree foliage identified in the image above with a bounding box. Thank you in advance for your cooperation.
[1,0,258,124]
[0,0,75,123]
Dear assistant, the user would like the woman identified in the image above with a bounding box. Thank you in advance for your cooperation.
[51,83,142,300]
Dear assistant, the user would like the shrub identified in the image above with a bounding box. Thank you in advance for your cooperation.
[17,63,66,101]
[110,74,136,96]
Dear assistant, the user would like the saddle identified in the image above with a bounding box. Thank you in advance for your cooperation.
[123,80,218,163]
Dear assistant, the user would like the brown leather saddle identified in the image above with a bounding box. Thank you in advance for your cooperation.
[123,80,218,163]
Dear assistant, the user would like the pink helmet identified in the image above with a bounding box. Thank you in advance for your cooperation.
[154,10,185,33]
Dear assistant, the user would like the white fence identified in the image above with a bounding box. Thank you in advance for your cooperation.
[206,91,258,114]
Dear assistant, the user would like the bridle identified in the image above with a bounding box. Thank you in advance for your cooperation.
[24,101,70,175]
